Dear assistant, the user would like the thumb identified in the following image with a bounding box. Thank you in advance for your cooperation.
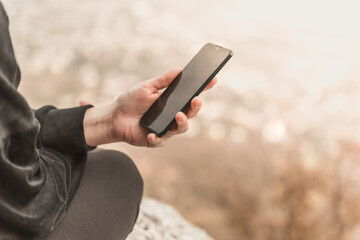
[150,68,182,91]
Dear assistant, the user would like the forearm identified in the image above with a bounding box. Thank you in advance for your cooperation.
[83,102,118,146]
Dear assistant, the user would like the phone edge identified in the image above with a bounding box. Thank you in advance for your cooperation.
[151,49,234,137]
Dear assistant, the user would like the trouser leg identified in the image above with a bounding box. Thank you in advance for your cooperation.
[44,149,143,240]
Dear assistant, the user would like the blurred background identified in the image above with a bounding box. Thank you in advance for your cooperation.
[3,0,360,239]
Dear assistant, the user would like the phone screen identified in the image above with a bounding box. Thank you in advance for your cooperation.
[140,43,233,137]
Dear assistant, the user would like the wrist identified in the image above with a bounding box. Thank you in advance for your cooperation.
[83,102,119,146]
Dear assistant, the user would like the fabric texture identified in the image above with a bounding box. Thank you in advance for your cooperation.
[44,149,143,240]
[0,2,96,239]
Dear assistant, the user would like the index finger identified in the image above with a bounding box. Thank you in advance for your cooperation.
[203,77,218,92]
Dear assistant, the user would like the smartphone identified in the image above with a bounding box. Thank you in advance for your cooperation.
[140,43,233,137]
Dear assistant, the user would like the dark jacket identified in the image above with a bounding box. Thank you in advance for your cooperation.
[0,2,94,239]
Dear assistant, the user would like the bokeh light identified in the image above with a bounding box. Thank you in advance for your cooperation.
[3,0,360,239]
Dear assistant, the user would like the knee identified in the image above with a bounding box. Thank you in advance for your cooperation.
[90,150,144,204]
[92,149,143,203]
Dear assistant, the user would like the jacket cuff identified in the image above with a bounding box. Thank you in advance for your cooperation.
[37,105,96,152]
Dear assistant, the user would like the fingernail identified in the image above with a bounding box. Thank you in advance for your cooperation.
[181,115,186,123]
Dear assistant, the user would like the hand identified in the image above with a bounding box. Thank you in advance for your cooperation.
[83,68,217,147]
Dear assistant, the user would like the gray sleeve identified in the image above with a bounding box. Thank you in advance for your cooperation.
[0,2,89,239]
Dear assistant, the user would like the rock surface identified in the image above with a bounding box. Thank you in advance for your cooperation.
[127,198,214,240]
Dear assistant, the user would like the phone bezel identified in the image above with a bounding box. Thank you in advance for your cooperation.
[140,43,233,137]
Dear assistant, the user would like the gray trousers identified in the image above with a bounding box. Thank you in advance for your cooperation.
[44,149,143,240]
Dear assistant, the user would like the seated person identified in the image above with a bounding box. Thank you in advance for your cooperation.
[0,3,216,240]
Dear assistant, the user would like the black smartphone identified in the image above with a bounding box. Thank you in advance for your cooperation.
[140,43,233,137]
